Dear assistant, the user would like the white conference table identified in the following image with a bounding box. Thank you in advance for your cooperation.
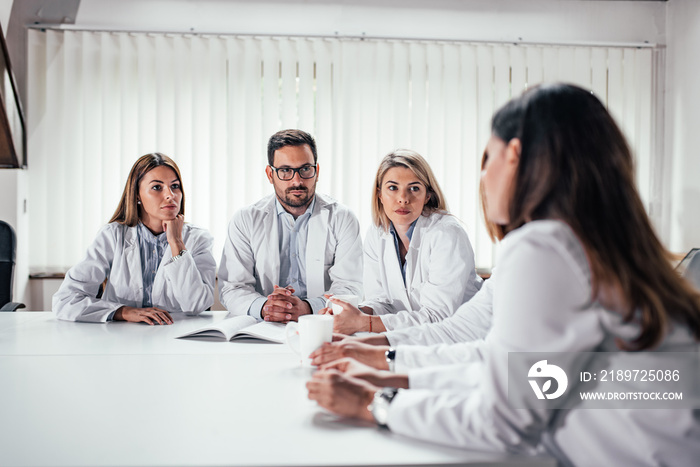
[0,311,554,467]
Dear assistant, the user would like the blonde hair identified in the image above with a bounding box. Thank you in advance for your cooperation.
[109,153,185,226]
[371,149,448,231]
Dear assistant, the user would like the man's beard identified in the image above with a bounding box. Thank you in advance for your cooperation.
[280,186,313,208]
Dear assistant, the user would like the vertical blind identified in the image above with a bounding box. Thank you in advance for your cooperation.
[27,29,659,273]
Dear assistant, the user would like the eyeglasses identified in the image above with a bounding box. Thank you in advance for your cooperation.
[269,164,317,181]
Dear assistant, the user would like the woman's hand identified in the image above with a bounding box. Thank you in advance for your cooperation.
[320,357,385,385]
[306,369,377,423]
[114,306,173,325]
[309,340,390,369]
[327,297,370,335]
[321,357,411,389]
[163,214,186,257]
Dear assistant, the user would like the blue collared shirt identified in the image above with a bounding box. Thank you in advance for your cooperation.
[248,196,326,318]
[389,219,417,284]
[136,222,169,307]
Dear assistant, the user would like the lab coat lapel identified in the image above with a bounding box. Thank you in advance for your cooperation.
[305,199,328,298]
[381,229,411,309]
[403,214,428,291]
[123,226,144,305]
[264,198,281,292]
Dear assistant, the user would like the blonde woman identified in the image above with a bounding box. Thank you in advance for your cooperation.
[325,150,482,334]
[53,153,216,324]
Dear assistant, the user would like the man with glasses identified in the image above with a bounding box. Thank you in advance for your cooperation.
[218,129,363,322]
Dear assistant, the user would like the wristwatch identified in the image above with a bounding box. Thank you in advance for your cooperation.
[171,248,188,262]
[385,347,396,372]
[368,387,399,428]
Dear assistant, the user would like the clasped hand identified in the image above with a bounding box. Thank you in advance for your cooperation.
[262,285,312,323]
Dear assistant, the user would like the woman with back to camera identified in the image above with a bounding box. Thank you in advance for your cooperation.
[324,149,482,335]
[53,153,216,324]
[307,84,700,465]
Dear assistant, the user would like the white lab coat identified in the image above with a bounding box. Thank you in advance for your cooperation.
[53,222,216,322]
[385,270,494,357]
[386,220,700,466]
[218,193,363,318]
[363,212,482,330]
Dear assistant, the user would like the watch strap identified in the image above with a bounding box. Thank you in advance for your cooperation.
[385,347,396,372]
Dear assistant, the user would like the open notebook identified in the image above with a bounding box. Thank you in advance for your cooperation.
[176,315,286,343]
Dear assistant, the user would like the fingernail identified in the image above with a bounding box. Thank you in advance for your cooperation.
[286,314,291,320]
[264,306,269,311]
[287,303,292,308]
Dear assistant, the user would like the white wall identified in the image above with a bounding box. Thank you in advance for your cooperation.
[76,0,665,45]
[665,0,700,252]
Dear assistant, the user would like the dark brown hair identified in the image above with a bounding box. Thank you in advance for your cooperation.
[488,83,700,350]
[267,129,317,166]
[109,153,185,226]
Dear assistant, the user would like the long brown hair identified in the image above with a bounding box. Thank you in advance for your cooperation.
[371,149,448,231]
[109,153,185,226]
[488,83,700,350]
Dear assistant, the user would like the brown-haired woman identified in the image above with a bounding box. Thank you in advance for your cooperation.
[53,153,216,324]
[307,84,700,465]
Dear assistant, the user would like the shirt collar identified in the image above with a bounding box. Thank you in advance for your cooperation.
[389,217,418,242]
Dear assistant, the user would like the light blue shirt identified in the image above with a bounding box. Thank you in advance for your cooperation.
[136,222,169,308]
[248,196,326,318]
[389,219,417,284]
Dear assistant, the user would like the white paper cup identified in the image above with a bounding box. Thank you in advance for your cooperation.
[285,314,334,367]
[324,294,359,315]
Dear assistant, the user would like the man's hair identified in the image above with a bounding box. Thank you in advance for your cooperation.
[267,129,318,166]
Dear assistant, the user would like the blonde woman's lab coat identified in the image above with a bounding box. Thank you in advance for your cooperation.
[363,211,482,330]
[53,222,216,322]
[218,193,363,318]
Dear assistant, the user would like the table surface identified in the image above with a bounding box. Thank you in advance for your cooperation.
[0,311,554,467]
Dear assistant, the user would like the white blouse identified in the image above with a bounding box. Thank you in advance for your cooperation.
[385,220,700,466]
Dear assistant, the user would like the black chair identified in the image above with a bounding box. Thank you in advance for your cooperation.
[0,220,26,311]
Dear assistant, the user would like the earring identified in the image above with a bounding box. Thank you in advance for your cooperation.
[137,201,141,204]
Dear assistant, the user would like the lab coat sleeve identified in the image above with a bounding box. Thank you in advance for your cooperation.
[154,226,216,313]
[361,226,394,315]
[380,221,482,329]
[385,276,494,347]
[52,225,125,322]
[383,223,604,454]
[218,211,267,319]
[325,208,363,297]
[394,340,487,373]
[408,362,484,391]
